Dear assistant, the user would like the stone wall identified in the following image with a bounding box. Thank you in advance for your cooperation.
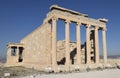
[21,23,52,68]
[56,40,86,65]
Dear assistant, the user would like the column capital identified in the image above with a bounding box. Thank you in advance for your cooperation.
[86,24,91,28]
[76,22,81,26]
[102,27,107,31]
[52,16,58,21]
[65,19,71,23]
[94,26,99,29]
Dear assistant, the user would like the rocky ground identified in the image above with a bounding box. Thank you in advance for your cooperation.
[0,58,120,78]
[0,66,43,78]
[1,66,120,78]
[20,69,120,78]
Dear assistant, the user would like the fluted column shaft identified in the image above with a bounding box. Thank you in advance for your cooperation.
[86,25,91,64]
[94,27,100,63]
[65,20,70,66]
[102,28,107,64]
[51,17,57,71]
[76,23,81,65]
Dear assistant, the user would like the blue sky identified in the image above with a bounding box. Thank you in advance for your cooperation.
[0,0,120,59]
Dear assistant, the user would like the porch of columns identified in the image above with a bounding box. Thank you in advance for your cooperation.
[51,16,106,70]
[7,46,19,63]
[102,28,107,64]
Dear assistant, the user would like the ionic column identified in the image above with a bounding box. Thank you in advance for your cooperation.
[65,20,70,67]
[76,22,81,65]
[51,17,57,71]
[86,25,91,64]
[94,26,100,63]
[102,28,107,64]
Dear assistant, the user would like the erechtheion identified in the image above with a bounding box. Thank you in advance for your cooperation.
[5,5,108,72]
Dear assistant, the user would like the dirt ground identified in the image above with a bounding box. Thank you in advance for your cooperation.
[0,66,43,77]
[0,58,120,78]
[20,69,120,78]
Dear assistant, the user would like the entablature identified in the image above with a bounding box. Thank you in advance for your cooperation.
[43,5,108,29]
[7,43,24,48]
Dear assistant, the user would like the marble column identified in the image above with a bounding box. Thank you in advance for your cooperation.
[76,22,81,65]
[51,17,57,71]
[102,28,107,64]
[16,47,19,62]
[65,20,70,67]
[94,26,100,63]
[86,25,91,64]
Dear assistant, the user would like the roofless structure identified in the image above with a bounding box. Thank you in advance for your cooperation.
[5,5,108,72]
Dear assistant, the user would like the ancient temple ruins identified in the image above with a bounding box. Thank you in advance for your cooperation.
[5,5,108,72]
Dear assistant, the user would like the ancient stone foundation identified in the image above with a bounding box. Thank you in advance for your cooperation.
[5,5,108,72]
